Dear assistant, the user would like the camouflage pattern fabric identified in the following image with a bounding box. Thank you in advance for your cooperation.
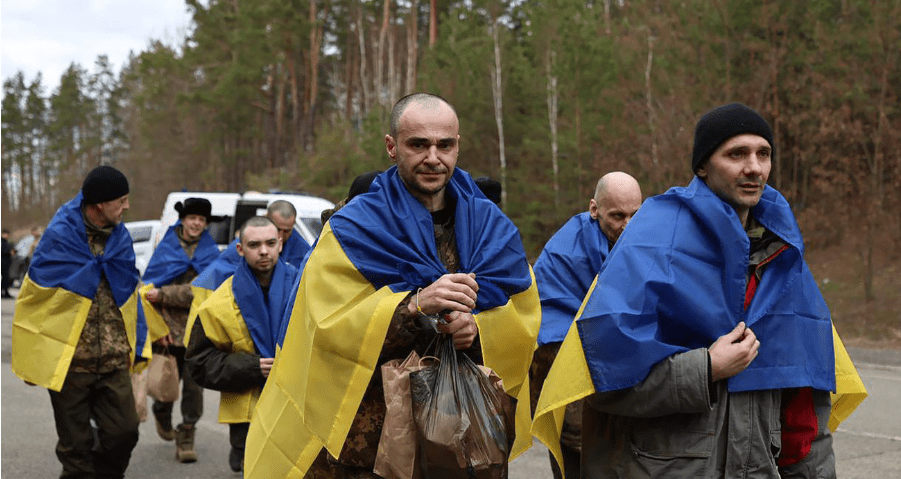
[70,211,131,374]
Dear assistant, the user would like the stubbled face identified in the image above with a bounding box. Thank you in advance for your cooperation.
[269,211,296,245]
[697,133,772,223]
[97,195,130,227]
[237,224,281,275]
[590,187,642,244]
[181,214,208,241]
[385,99,460,210]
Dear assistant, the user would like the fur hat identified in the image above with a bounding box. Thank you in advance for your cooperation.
[174,197,213,220]
[81,165,129,205]
[692,103,774,173]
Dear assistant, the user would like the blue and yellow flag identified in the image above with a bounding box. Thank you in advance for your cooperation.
[280,230,311,267]
[140,222,220,338]
[532,178,867,466]
[11,193,143,391]
[244,167,541,478]
[185,238,242,345]
[533,212,609,346]
[232,259,299,358]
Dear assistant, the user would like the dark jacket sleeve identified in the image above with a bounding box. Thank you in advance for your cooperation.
[185,319,264,392]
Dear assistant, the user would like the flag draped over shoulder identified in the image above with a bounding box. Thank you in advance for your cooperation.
[280,230,311,266]
[185,238,242,345]
[532,178,867,466]
[533,212,609,346]
[244,166,541,478]
[142,223,220,287]
[140,222,220,337]
[11,193,142,391]
[232,259,299,358]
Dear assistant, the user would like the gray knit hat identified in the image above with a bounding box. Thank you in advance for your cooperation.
[692,103,774,173]
[81,165,129,205]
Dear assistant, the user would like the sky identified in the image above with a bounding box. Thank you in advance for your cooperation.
[1,0,193,94]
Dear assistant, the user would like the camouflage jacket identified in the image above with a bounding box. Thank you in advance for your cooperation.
[69,209,132,373]
[155,227,200,346]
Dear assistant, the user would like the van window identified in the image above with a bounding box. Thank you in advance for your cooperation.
[128,226,155,243]
[300,217,324,238]
[208,217,234,244]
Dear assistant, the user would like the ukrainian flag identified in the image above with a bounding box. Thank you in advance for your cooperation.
[244,167,541,478]
[185,238,242,346]
[532,180,867,468]
[140,222,219,340]
[11,193,146,391]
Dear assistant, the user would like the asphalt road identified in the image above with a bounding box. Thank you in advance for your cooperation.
[2,293,899,478]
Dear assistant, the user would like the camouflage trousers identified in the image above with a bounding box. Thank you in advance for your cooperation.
[48,369,140,479]
[305,449,383,479]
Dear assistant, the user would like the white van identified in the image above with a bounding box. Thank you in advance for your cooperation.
[155,192,334,249]
[124,220,163,275]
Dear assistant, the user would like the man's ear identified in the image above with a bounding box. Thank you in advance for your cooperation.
[236,242,245,257]
[385,134,397,161]
[589,199,600,220]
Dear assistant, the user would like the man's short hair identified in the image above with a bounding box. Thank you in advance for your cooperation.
[239,216,276,242]
[267,200,297,220]
[389,93,456,138]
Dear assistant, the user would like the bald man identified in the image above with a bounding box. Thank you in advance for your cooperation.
[530,172,642,479]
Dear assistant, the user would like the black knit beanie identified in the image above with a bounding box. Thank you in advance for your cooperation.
[81,165,129,205]
[175,197,213,220]
[692,103,774,173]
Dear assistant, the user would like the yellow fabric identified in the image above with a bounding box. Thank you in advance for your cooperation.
[531,277,598,470]
[184,284,213,347]
[196,276,262,423]
[533,278,869,468]
[139,283,170,341]
[11,274,142,391]
[829,325,868,431]
[245,222,540,478]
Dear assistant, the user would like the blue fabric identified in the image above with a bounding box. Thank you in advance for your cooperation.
[142,222,220,286]
[577,177,835,394]
[192,238,242,291]
[534,212,610,346]
[28,193,140,306]
[232,259,299,358]
[281,230,311,266]
[328,166,532,312]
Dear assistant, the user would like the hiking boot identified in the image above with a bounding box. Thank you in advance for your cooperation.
[154,412,175,441]
[228,446,243,472]
[175,423,198,463]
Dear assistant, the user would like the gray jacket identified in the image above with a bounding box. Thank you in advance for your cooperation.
[581,348,835,479]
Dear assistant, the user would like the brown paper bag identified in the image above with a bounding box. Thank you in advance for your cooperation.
[146,352,180,402]
[374,350,433,479]
[131,368,149,422]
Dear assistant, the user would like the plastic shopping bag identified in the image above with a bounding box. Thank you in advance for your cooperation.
[410,334,517,479]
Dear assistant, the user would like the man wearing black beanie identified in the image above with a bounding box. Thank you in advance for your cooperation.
[538,103,866,478]
[12,165,147,478]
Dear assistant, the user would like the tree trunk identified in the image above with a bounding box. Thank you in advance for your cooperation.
[490,18,507,210]
[645,29,659,175]
[378,0,391,107]
[405,0,419,94]
[546,49,559,211]
[429,0,438,48]
[357,8,371,113]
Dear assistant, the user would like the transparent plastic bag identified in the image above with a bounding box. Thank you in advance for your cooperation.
[410,334,517,479]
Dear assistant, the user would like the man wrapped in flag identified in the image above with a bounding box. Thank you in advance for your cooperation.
[532,103,867,478]
[530,171,641,479]
[140,197,220,462]
[185,216,300,472]
[266,200,311,266]
[11,165,147,478]
[244,93,541,478]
